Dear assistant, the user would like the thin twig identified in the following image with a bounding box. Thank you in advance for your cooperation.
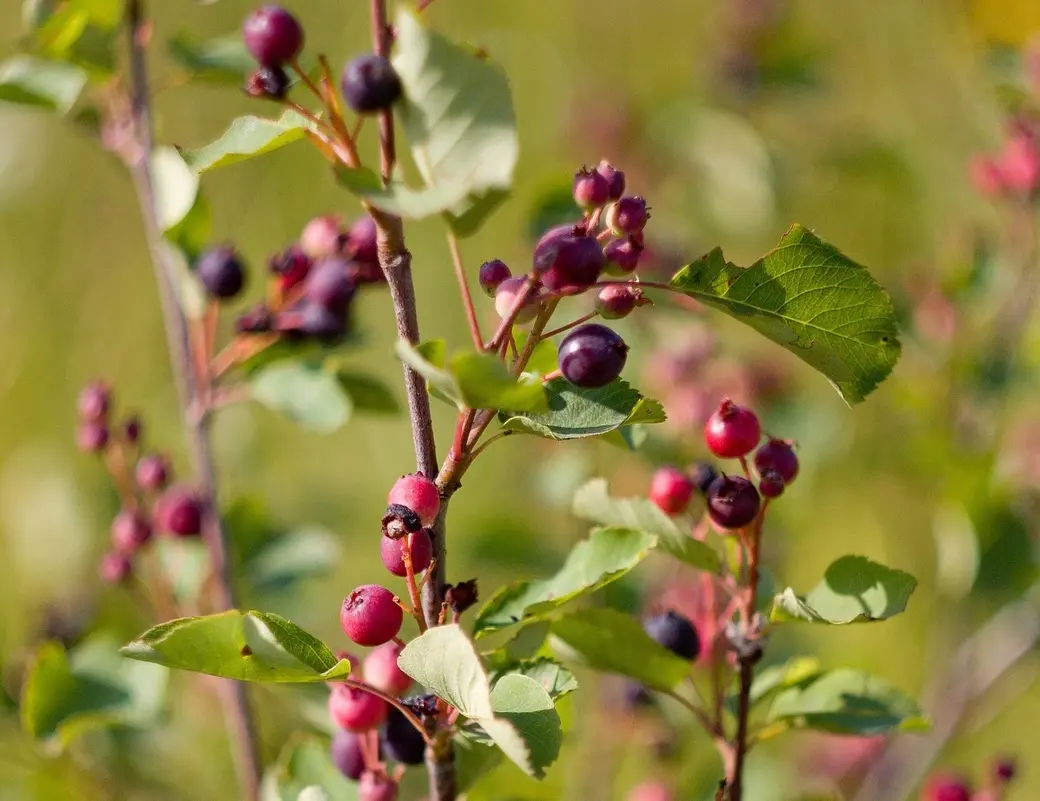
[446,230,484,350]
[539,311,598,341]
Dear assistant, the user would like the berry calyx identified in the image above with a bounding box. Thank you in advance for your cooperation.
[387,473,440,527]
[195,246,246,301]
[381,504,422,540]
[754,438,798,484]
[135,453,170,491]
[380,530,433,577]
[98,552,132,584]
[920,773,972,801]
[558,323,628,388]
[244,65,290,100]
[359,772,399,801]
[301,215,346,260]
[78,381,111,421]
[539,233,605,294]
[688,462,718,494]
[649,466,694,515]
[330,729,367,781]
[494,277,539,324]
[122,416,142,444]
[341,585,403,647]
[607,196,650,236]
[381,705,426,765]
[155,486,204,537]
[705,474,761,529]
[596,160,626,200]
[704,399,761,458]
[595,284,642,319]
[573,166,610,209]
[602,236,644,276]
[243,5,304,67]
[328,684,388,731]
[478,259,511,297]
[758,469,785,499]
[643,610,700,660]
[76,422,110,453]
[303,257,356,313]
[363,642,412,695]
[111,509,152,555]
[341,54,402,114]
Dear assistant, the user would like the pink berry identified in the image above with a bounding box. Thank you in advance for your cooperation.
[969,154,1005,198]
[99,551,132,584]
[649,466,694,515]
[704,399,761,458]
[155,486,204,537]
[607,196,650,236]
[1000,132,1040,194]
[328,684,388,731]
[347,215,379,266]
[478,259,511,297]
[387,473,440,527]
[920,773,972,801]
[595,284,642,319]
[627,780,673,801]
[362,643,412,696]
[77,381,111,421]
[596,160,626,201]
[341,585,403,647]
[380,529,433,577]
[494,277,540,324]
[135,453,170,491]
[76,422,109,453]
[754,438,798,484]
[243,5,304,67]
[602,236,644,276]
[359,771,399,801]
[300,215,345,260]
[111,509,152,555]
[573,166,610,209]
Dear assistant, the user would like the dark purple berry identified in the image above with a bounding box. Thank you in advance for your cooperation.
[297,302,349,341]
[478,259,511,297]
[540,234,605,294]
[341,54,402,114]
[573,166,610,209]
[533,223,581,274]
[595,284,642,319]
[268,245,312,291]
[706,474,760,529]
[596,160,626,200]
[688,462,718,494]
[754,438,798,484]
[135,453,170,491]
[602,236,644,277]
[98,552,132,584]
[558,323,628,388]
[122,416,142,444]
[341,585,403,647]
[195,246,246,301]
[243,5,304,67]
[649,466,694,515]
[236,304,274,334]
[77,422,109,453]
[111,509,152,555]
[330,729,366,781]
[244,65,290,100]
[380,530,433,577]
[77,381,110,421]
[301,215,346,260]
[155,486,204,537]
[921,773,972,801]
[608,196,650,236]
[303,257,356,313]
[381,705,425,765]
[643,610,700,661]
[622,681,654,710]
[347,215,378,266]
[758,469,785,499]
[704,399,761,459]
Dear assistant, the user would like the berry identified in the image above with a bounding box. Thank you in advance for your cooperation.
[155,486,204,537]
[754,439,798,484]
[559,323,628,388]
[243,5,303,66]
[98,552,132,584]
[363,642,412,695]
[688,462,718,494]
[359,772,398,801]
[244,65,290,100]
[297,302,349,342]
[111,509,152,555]
[649,466,694,515]
[328,684,388,731]
[341,54,402,114]
[387,473,440,527]
[602,236,644,276]
[122,416,142,444]
[380,530,433,577]
[268,245,312,292]
[596,160,626,200]
[301,215,346,260]
[478,259,511,297]
[330,729,367,781]
[381,705,425,765]
[643,610,700,660]
[540,233,605,294]
[135,453,170,491]
[607,196,650,236]
[705,474,760,529]
[758,469,785,499]
[77,422,109,453]
[921,773,972,801]
[573,166,610,209]
[595,284,642,319]
[236,305,274,334]
[444,580,479,615]
[196,246,246,301]
[533,224,580,274]
[77,381,110,421]
[347,215,378,266]
[704,399,761,458]
[994,756,1017,783]
[303,257,356,313]
[341,585,403,647]
[1001,132,1040,194]
[494,277,539,324]
[621,681,654,710]
[627,781,673,801]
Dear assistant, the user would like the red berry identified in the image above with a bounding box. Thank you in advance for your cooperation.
[595,284,642,319]
[380,530,433,577]
[111,509,152,555]
[602,236,644,276]
[607,196,650,236]
[155,486,204,537]
[921,773,972,801]
[135,453,170,491]
[754,438,798,484]
[596,160,626,201]
[300,215,346,260]
[341,585,403,647]
[478,259,511,297]
[330,729,367,780]
[559,323,628,388]
[387,473,440,527]
[573,166,610,209]
[76,422,109,453]
[362,642,412,695]
[494,277,540,324]
[196,246,246,301]
[704,399,761,458]
[243,5,303,67]
[359,771,398,801]
[706,474,760,529]
[540,234,605,295]
[649,467,694,515]
[341,54,402,114]
[758,469,785,499]
[77,381,110,421]
[328,684,388,731]
[98,551,132,584]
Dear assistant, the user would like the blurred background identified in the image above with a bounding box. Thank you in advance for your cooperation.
[2,0,1040,798]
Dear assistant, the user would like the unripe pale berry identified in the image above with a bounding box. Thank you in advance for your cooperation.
[77,422,110,453]
[607,196,650,236]
[341,585,403,647]
[381,705,426,765]
[341,54,402,114]
[706,474,760,529]
[330,729,367,780]
[303,257,356,313]
[478,259,511,297]
[380,530,433,577]
[196,246,246,301]
[301,215,346,260]
[99,551,132,584]
[328,684,388,731]
[602,236,644,276]
[754,438,798,484]
[244,65,290,100]
[920,773,972,801]
[573,167,610,209]
[643,610,700,660]
[135,453,170,491]
[649,466,694,515]
[78,381,111,421]
[359,772,398,801]
[596,160,626,201]
[243,5,304,66]
[494,277,539,324]
[387,473,440,527]
[363,642,412,696]
[155,486,204,537]
[595,284,642,319]
[559,323,628,388]
[111,509,152,555]
[540,233,605,294]
[704,399,761,458]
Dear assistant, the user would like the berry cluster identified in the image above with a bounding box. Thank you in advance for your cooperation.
[920,756,1017,801]
[970,120,1040,200]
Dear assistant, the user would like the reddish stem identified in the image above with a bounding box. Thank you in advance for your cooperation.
[446,230,484,350]
[539,311,598,341]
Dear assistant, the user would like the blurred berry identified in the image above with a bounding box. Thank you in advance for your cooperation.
[77,381,111,422]
[573,166,610,209]
[77,422,109,453]
[341,54,402,113]
[196,246,246,301]
[243,5,303,66]
[244,65,290,99]
[479,259,511,297]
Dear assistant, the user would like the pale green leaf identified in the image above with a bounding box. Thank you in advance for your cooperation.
[481,674,561,779]
[397,624,495,718]
[261,734,359,801]
[490,658,578,701]
[333,371,400,414]
[771,556,917,624]
[168,32,254,83]
[185,110,314,173]
[247,526,340,594]
[153,538,209,608]
[251,362,353,432]
[0,56,86,112]
[335,165,473,219]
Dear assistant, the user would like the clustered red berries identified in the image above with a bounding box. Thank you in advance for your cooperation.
[341,584,403,647]
[919,756,1019,801]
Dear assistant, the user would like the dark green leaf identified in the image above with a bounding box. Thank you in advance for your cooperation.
[332,371,400,414]
[251,362,353,432]
[490,658,578,701]
[168,32,254,83]
[246,526,340,594]
[261,734,359,801]
[185,110,314,173]
[121,610,352,682]
[0,56,86,112]
[481,674,561,779]
[771,556,917,624]
[454,735,503,793]
[669,225,901,404]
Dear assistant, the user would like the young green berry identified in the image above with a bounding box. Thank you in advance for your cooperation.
[330,729,367,780]
[387,473,440,527]
[643,610,700,660]
[478,259,511,297]
[341,54,402,113]
[494,277,539,324]
[363,642,412,696]
[607,196,650,236]
[602,236,644,276]
[380,530,433,577]
[754,438,798,484]
[758,469,785,499]
[688,462,718,494]
[540,233,605,294]
[135,453,170,491]
[77,381,111,421]
[559,323,629,388]
[381,705,426,765]
[111,509,152,555]
[341,585,403,647]
[303,257,356,313]
[301,215,346,260]
[196,246,246,301]
[328,684,388,731]
[244,65,290,99]
[573,166,610,209]
[704,398,761,458]
[921,773,972,801]
[243,5,303,66]
[649,466,694,515]
[359,772,398,801]
[595,284,642,319]
[77,422,110,453]
[98,551,132,584]
[596,160,626,200]
[155,486,204,537]
[705,474,760,529]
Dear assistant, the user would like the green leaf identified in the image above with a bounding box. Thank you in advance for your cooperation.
[771,556,917,624]
[748,657,823,706]
[550,608,692,692]
[454,735,503,793]
[473,527,657,637]
[490,658,578,702]
[571,478,720,572]
[669,225,901,404]
[185,110,314,173]
[398,624,495,717]
[151,146,201,233]
[335,164,473,219]
[480,674,561,780]
[261,734,359,801]
[21,636,167,746]
[153,538,210,608]
[251,362,353,432]
[500,378,665,441]
[767,668,928,735]
[333,370,400,414]
[121,610,353,683]
[0,56,86,112]
[246,526,340,594]
[168,32,254,83]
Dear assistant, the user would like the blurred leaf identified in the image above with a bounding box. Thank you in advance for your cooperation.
[527,183,578,242]
[572,478,720,571]
[474,527,657,637]
[0,56,86,112]
[454,736,503,793]
[669,225,901,404]
[246,525,340,594]
[771,556,917,624]
[164,190,212,260]
[513,332,558,376]
[21,636,167,746]
[332,370,400,414]
[23,0,60,33]
[480,674,561,780]
[185,109,314,173]
[153,538,210,608]
[168,32,253,83]
[121,610,353,683]
[335,164,473,219]
[484,622,552,666]
[398,624,495,717]
[550,607,691,692]
[447,189,511,238]
[34,5,89,54]
[151,146,200,232]
[727,657,823,715]
[159,241,207,321]
[490,658,578,701]
[251,362,353,432]
[261,734,358,801]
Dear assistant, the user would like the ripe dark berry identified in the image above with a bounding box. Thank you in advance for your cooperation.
[243,5,303,67]
[328,684,388,731]
[596,160,626,200]
[77,381,110,421]
[244,65,290,100]
[994,756,1017,783]
[122,416,142,444]
[236,304,274,334]
[268,245,312,292]
[704,399,761,458]
[380,530,433,577]
[533,224,580,274]
[607,196,650,236]
[381,705,425,765]
[559,323,628,388]
[111,509,152,555]
[754,438,798,484]
[359,772,398,801]
[643,610,700,661]
[649,466,694,515]
[341,54,402,114]
[195,246,246,301]
[301,215,346,260]
[540,233,605,294]
[341,585,403,647]
[363,643,412,696]
[921,773,972,801]
[478,259,511,297]
[155,486,204,537]
[688,462,718,494]
[294,302,349,342]
[595,284,642,319]
[76,422,109,453]
[98,551,132,584]
[330,729,367,780]
[705,474,760,529]
[622,681,654,710]
[347,215,378,266]
[573,166,610,209]
[387,473,440,526]
[303,257,356,313]
[758,469,785,499]
[602,236,644,276]
[135,453,170,491]
[494,277,539,324]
